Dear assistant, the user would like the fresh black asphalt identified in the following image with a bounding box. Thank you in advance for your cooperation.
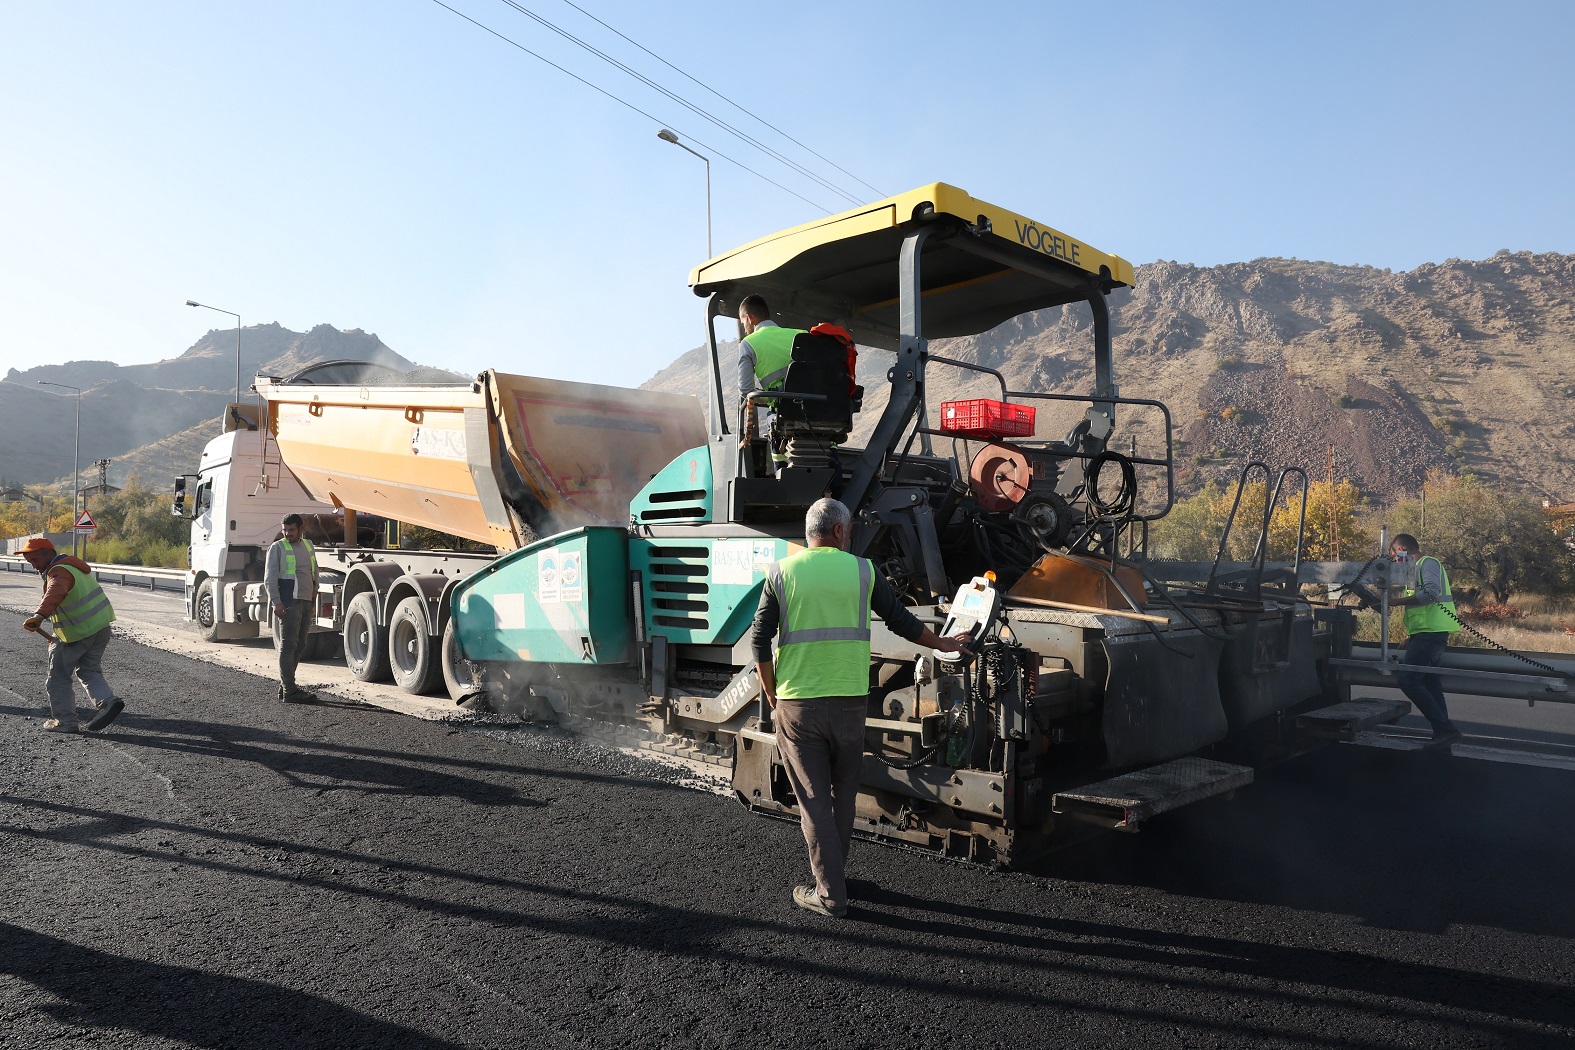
[2,626,1573,1048]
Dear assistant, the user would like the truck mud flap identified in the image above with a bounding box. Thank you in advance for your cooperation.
[1295,697,1411,742]
[1051,756,1253,832]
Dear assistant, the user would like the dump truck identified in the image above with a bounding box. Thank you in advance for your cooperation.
[442,182,1436,866]
[174,365,705,696]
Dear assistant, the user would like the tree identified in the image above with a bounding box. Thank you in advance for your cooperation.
[1268,480,1372,562]
[1385,472,1569,601]
[1148,483,1226,560]
[1149,476,1372,566]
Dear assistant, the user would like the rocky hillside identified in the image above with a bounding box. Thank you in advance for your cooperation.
[0,324,412,487]
[644,251,1575,504]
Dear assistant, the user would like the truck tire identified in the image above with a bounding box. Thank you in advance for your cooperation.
[388,596,441,695]
[343,592,391,682]
[305,631,342,662]
[194,578,222,643]
[441,617,478,703]
[276,620,339,662]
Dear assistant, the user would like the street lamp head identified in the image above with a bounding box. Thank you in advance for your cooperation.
[657,129,680,144]
[185,300,200,307]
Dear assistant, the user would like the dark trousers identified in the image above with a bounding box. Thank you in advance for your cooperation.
[773,696,866,907]
[278,600,312,694]
[1398,630,1457,733]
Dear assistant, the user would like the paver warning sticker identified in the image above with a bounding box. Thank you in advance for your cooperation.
[560,551,582,603]
[539,554,560,604]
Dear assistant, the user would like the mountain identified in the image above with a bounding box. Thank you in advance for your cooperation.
[0,323,413,487]
[642,251,1575,504]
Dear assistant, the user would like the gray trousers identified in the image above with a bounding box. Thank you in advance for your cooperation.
[47,626,116,727]
[774,696,867,908]
[278,599,312,693]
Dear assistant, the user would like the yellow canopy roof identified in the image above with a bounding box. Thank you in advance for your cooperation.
[691,183,1134,350]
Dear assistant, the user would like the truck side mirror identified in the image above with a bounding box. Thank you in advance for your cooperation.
[172,474,199,519]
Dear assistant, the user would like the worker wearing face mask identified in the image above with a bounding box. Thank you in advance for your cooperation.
[1390,533,1463,749]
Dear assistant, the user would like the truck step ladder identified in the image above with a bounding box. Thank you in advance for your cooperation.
[1051,757,1254,832]
[1296,697,1411,741]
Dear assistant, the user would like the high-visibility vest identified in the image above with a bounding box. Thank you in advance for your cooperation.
[1403,556,1457,635]
[281,539,317,581]
[768,547,873,700]
[744,325,803,394]
[49,562,116,643]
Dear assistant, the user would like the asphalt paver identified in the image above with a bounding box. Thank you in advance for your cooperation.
[2,625,1574,1049]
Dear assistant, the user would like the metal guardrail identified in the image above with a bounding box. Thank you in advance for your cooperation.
[0,555,187,594]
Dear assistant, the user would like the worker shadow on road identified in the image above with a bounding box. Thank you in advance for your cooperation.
[0,921,465,1049]
[75,717,546,807]
[0,699,699,801]
[846,881,1575,1039]
[1035,744,1575,940]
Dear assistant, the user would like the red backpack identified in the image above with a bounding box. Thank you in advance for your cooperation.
[809,322,858,397]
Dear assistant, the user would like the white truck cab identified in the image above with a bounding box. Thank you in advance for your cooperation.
[176,416,336,642]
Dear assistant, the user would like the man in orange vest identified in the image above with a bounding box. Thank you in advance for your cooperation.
[19,536,124,733]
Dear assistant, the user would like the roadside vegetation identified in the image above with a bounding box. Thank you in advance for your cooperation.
[1,477,187,568]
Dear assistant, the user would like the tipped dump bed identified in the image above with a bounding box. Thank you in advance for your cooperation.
[255,370,704,551]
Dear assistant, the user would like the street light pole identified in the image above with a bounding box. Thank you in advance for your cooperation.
[186,300,243,404]
[657,129,712,258]
[37,381,82,556]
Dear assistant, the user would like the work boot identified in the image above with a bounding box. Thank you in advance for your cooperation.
[85,698,125,732]
[1425,727,1464,750]
[792,884,847,918]
[41,719,77,733]
[286,688,317,704]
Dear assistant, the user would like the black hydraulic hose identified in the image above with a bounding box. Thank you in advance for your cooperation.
[1087,451,1137,520]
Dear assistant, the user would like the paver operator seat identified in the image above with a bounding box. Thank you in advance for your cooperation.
[771,330,857,470]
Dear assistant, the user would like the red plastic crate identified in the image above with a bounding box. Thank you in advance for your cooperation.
[938,398,1036,440]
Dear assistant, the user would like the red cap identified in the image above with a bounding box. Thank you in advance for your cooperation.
[19,537,56,554]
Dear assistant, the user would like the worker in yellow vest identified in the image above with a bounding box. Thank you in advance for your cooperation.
[751,498,972,917]
[265,514,319,703]
[19,536,124,733]
[737,294,805,462]
[1390,533,1463,749]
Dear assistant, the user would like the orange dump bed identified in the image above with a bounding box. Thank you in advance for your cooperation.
[255,371,704,551]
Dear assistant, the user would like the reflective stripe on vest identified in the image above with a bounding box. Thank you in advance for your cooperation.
[1403,556,1458,635]
[769,547,873,700]
[49,563,116,643]
[281,539,317,578]
[743,325,802,392]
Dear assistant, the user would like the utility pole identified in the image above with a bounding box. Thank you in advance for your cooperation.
[84,458,110,563]
[1327,442,1339,561]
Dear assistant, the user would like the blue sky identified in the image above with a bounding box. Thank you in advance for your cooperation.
[2,1,1571,386]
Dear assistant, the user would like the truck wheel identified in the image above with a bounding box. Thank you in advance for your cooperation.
[389,596,441,695]
[305,631,342,662]
[441,617,478,702]
[195,578,222,643]
[343,592,391,682]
